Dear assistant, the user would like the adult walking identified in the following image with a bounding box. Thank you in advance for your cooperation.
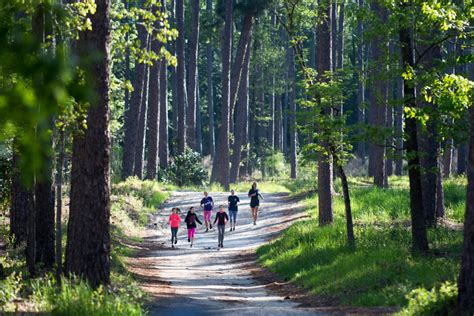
[200,191,214,232]
[248,182,263,225]
[228,189,240,231]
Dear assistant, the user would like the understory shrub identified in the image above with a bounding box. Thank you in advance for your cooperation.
[163,149,207,186]
[399,281,458,315]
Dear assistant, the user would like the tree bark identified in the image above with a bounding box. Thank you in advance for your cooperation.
[395,76,404,175]
[159,58,169,169]
[398,8,429,252]
[186,0,199,151]
[10,149,31,247]
[55,130,65,282]
[317,0,334,226]
[122,20,148,179]
[274,93,283,152]
[458,98,474,314]
[146,38,162,180]
[205,0,215,158]
[65,0,111,287]
[134,58,150,178]
[356,0,366,161]
[210,0,233,189]
[288,46,297,179]
[176,0,186,153]
[370,1,388,188]
[230,40,251,183]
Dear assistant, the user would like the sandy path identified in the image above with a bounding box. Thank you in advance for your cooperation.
[143,190,322,315]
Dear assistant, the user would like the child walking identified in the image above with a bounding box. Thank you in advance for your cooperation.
[168,208,181,248]
[227,189,240,231]
[200,191,214,232]
[184,207,202,248]
[213,205,229,249]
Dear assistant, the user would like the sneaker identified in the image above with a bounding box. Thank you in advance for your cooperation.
[205,228,208,232]
[210,224,213,229]
[172,244,174,248]
[190,244,193,248]
[188,238,190,242]
[229,228,232,232]
[175,239,178,244]
[220,244,224,248]
[253,222,256,225]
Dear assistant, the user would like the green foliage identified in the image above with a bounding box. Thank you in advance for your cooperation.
[0,272,23,310]
[0,145,12,214]
[162,149,208,187]
[262,151,289,178]
[31,275,144,316]
[257,176,465,308]
[399,281,458,316]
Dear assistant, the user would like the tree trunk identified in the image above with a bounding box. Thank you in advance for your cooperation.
[288,46,297,179]
[458,98,474,314]
[458,144,467,175]
[370,1,388,188]
[10,149,31,247]
[317,0,334,226]
[186,0,199,151]
[210,0,233,189]
[65,0,111,287]
[356,0,366,161]
[159,59,169,169]
[418,42,442,226]
[196,78,202,154]
[146,39,161,180]
[205,0,215,158]
[176,0,186,153]
[134,57,150,178]
[394,76,404,175]
[55,130,65,282]
[230,40,251,183]
[398,9,429,252]
[443,140,453,177]
[274,93,283,152]
[122,20,148,179]
[335,159,355,248]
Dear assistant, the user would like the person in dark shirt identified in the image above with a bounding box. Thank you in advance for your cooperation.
[184,207,202,248]
[227,189,240,232]
[248,182,263,225]
[213,205,229,249]
[200,191,214,232]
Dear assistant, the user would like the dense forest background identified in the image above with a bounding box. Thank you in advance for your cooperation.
[0,0,473,314]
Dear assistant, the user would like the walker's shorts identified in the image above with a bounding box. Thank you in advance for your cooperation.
[229,210,238,222]
[204,210,212,221]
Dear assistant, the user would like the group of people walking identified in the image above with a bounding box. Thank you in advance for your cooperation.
[167,182,263,249]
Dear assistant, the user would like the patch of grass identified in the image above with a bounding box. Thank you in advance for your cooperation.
[31,275,144,316]
[257,175,466,309]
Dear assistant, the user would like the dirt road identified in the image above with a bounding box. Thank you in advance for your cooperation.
[140,190,322,315]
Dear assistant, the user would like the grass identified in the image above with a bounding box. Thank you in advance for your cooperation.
[257,175,466,309]
[1,177,170,314]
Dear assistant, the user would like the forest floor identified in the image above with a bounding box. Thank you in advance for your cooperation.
[127,191,395,315]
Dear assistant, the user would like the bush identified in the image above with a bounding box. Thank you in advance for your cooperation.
[164,149,207,186]
[262,151,288,178]
[399,281,458,315]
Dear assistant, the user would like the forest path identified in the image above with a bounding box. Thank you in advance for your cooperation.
[138,190,323,315]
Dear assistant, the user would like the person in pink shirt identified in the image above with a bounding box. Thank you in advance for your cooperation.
[168,208,181,248]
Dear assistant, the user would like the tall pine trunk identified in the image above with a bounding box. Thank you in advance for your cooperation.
[230,40,251,183]
[186,0,199,151]
[458,82,474,314]
[317,0,334,225]
[159,58,169,168]
[122,20,148,179]
[210,0,233,189]
[134,59,150,178]
[176,0,186,153]
[288,47,297,179]
[146,36,162,180]
[398,6,429,252]
[65,0,112,287]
